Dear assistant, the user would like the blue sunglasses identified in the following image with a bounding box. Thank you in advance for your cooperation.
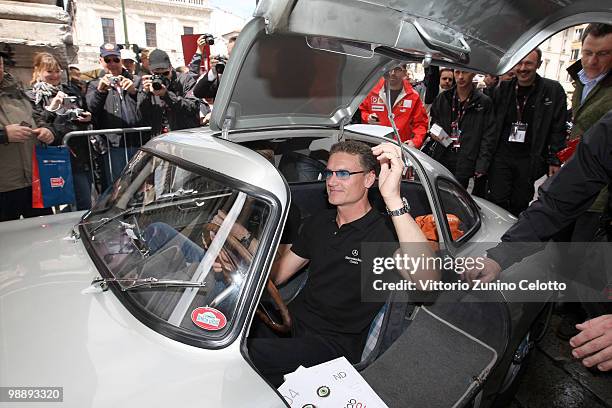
[320,169,365,180]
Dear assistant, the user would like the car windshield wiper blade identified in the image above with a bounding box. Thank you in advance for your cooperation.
[89,276,207,292]
[87,207,138,239]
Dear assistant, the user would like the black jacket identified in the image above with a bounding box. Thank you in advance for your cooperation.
[492,75,567,179]
[429,88,497,178]
[488,110,612,269]
[137,70,200,135]
[86,69,142,133]
[26,83,90,165]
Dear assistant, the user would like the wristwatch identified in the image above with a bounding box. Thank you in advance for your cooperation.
[387,197,411,217]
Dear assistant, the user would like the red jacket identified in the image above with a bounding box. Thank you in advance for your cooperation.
[360,78,428,148]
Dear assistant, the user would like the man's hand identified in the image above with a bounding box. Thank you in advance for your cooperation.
[153,84,167,97]
[404,140,415,148]
[548,165,561,177]
[463,257,502,285]
[32,127,54,144]
[570,314,612,371]
[5,124,33,143]
[196,35,208,55]
[367,113,380,124]
[120,76,137,95]
[141,75,153,93]
[76,111,92,123]
[371,142,403,202]
[97,74,112,92]
[201,112,212,126]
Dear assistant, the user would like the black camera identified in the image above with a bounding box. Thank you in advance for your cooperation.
[215,56,228,75]
[201,34,215,46]
[151,74,170,91]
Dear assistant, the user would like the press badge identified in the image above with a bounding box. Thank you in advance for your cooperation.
[450,122,461,148]
[509,122,527,143]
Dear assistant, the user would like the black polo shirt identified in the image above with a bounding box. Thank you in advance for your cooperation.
[289,208,398,361]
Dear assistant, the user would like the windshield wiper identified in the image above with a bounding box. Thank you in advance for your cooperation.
[87,207,138,240]
[88,276,207,292]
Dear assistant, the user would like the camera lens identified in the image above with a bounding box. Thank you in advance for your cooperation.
[152,82,162,91]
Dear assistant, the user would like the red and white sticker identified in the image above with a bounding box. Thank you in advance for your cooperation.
[191,307,227,331]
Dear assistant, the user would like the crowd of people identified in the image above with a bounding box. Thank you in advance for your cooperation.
[0,23,609,225]
[0,19,610,376]
[0,34,238,221]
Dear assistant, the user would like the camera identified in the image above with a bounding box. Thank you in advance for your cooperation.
[62,96,78,109]
[151,74,170,91]
[214,56,228,75]
[109,76,121,86]
[66,108,85,121]
[201,34,215,46]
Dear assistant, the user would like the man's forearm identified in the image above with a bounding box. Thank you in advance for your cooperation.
[386,197,440,285]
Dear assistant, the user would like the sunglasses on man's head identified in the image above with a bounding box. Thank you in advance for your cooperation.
[320,169,365,180]
[104,56,121,64]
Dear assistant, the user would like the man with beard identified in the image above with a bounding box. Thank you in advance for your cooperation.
[487,48,567,216]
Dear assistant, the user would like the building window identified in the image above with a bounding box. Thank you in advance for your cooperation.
[542,59,550,74]
[558,60,565,79]
[574,28,584,41]
[101,18,116,44]
[145,22,157,48]
[184,26,194,35]
[571,49,580,60]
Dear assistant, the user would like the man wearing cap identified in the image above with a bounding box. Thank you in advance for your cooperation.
[0,48,57,220]
[121,49,137,75]
[359,64,429,148]
[86,43,143,190]
[138,48,200,135]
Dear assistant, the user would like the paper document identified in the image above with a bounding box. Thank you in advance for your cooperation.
[278,357,388,407]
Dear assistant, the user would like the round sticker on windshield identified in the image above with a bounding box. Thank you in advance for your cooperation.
[191,307,227,331]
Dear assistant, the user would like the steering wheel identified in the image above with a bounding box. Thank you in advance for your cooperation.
[202,222,292,334]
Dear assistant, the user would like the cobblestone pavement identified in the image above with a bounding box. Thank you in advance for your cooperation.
[511,314,612,408]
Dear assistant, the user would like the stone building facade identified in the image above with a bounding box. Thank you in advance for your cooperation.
[0,0,76,85]
[72,0,246,70]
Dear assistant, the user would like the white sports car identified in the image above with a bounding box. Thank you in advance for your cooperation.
[1,1,609,407]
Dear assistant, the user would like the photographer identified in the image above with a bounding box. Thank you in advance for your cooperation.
[138,49,200,135]
[190,34,236,99]
[86,43,142,191]
[26,52,93,210]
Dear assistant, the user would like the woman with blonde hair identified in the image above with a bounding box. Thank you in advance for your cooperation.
[26,52,95,210]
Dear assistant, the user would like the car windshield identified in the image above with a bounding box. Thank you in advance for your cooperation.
[80,150,272,339]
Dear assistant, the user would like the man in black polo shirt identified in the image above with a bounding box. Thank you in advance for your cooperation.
[248,140,434,386]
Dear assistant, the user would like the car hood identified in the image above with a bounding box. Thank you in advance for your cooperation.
[212,0,610,133]
[0,214,277,407]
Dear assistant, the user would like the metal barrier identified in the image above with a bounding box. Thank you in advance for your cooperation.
[62,127,152,209]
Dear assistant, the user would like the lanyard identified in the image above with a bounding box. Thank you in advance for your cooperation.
[514,82,535,123]
[451,88,473,127]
